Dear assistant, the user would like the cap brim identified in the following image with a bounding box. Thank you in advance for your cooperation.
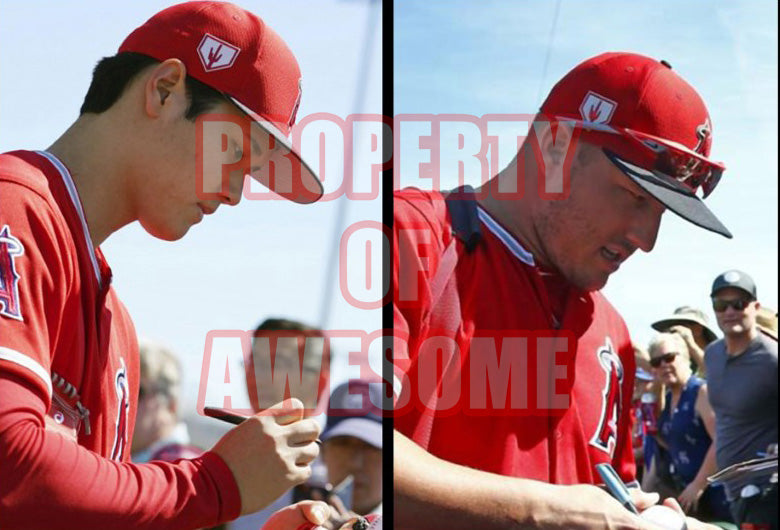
[321,417,382,449]
[635,368,655,381]
[229,97,323,204]
[604,149,732,238]
[651,316,718,343]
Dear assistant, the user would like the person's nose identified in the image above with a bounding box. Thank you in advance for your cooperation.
[219,169,245,206]
[626,202,664,253]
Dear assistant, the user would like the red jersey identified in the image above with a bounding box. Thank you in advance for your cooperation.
[0,151,240,528]
[393,188,637,486]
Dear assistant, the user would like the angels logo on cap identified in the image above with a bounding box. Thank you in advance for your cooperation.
[197,34,240,72]
[287,78,302,132]
[579,91,617,124]
[693,117,712,155]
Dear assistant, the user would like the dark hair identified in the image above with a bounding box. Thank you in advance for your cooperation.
[255,317,322,336]
[80,52,227,120]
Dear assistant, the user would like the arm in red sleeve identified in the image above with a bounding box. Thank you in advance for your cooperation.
[392,190,444,424]
[0,372,241,529]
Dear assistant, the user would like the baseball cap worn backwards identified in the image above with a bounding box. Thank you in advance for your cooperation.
[119,1,322,203]
[540,52,731,238]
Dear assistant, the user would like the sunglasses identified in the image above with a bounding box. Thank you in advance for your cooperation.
[650,352,679,368]
[641,135,723,199]
[546,116,724,198]
[712,298,751,313]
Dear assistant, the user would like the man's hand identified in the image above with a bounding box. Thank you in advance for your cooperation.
[261,500,331,529]
[662,497,722,530]
[544,484,662,529]
[320,491,360,530]
[677,480,705,513]
[668,325,695,346]
[211,398,321,515]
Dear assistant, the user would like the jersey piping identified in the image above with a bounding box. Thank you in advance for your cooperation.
[34,150,102,285]
[476,206,535,266]
[0,346,52,397]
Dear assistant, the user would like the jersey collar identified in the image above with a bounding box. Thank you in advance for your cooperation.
[36,150,102,285]
[476,205,535,266]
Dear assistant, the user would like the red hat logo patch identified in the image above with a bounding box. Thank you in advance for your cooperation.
[579,91,617,124]
[197,34,240,72]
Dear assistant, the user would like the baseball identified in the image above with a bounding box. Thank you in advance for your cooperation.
[640,505,687,530]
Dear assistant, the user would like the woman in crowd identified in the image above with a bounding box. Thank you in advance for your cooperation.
[648,333,732,522]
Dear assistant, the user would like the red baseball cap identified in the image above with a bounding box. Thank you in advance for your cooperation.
[119,1,322,203]
[540,52,730,238]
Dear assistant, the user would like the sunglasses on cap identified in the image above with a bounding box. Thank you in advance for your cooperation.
[622,129,724,199]
[712,298,752,312]
[649,352,679,368]
[546,117,725,199]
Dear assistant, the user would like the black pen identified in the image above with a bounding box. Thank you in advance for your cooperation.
[596,463,639,514]
[203,406,322,445]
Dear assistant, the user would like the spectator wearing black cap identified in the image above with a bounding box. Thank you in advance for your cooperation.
[704,270,778,527]
[320,379,383,527]
[652,306,718,377]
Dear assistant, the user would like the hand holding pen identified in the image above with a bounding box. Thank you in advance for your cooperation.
[207,398,323,516]
[596,463,639,514]
[596,463,689,530]
[204,406,322,445]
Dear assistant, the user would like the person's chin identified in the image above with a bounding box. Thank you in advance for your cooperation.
[158,227,191,241]
[569,269,609,292]
[140,218,192,242]
[724,324,745,336]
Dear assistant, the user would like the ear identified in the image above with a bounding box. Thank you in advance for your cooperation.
[143,58,189,118]
[538,120,576,169]
[530,118,579,198]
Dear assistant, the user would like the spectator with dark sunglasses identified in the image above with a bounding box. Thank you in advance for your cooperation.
[652,306,718,377]
[646,333,732,521]
[704,270,778,528]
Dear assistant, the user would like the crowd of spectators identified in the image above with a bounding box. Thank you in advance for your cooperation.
[633,270,777,528]
[133,318,383,530]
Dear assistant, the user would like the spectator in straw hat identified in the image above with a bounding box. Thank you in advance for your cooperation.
[653,306,718,377]
[755,306,778,341]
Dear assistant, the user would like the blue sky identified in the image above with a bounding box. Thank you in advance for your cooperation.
[0,0,382,419]
[395,0,778,349]
[0,0,776,428]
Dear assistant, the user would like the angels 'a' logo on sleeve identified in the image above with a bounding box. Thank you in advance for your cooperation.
[0,225,25,321]
[589,337,624,456]
[109,358,130,461]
